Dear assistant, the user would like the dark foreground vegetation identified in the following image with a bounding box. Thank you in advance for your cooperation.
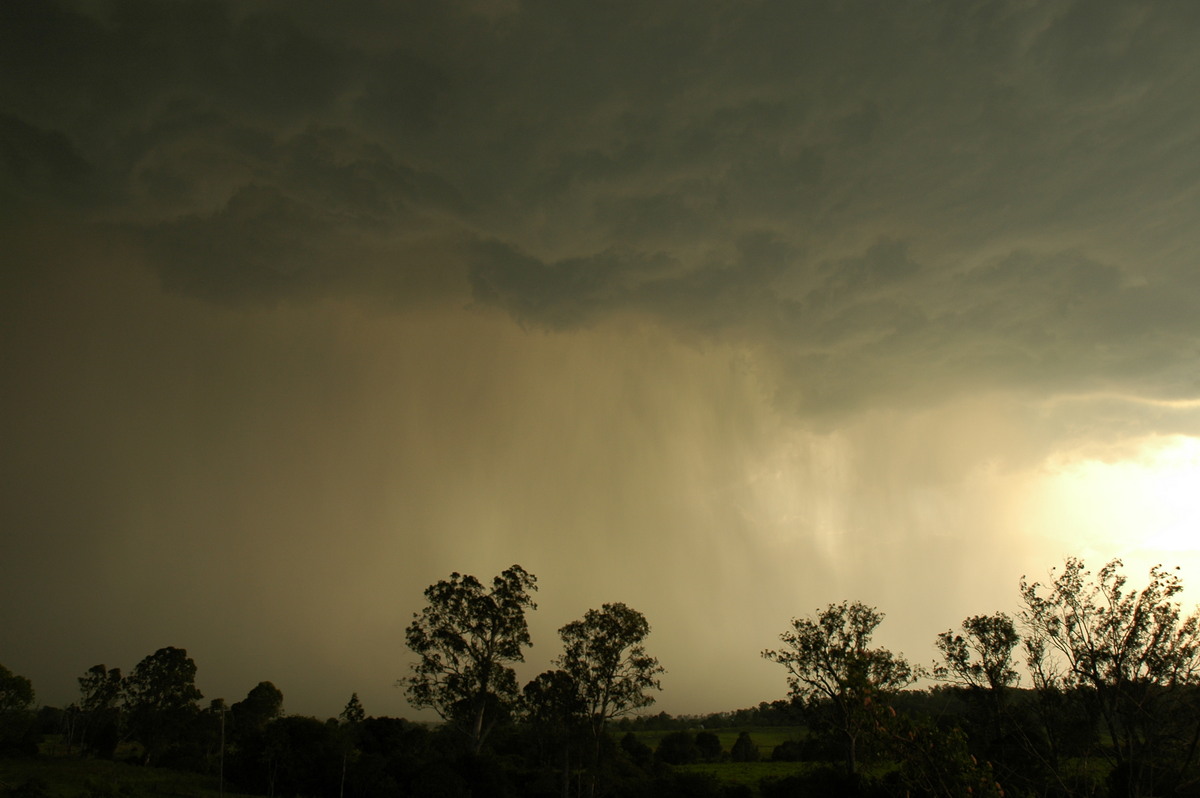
[4,558,1200,797]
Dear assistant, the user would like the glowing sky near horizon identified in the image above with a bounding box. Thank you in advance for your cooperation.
[4,0,1200,721]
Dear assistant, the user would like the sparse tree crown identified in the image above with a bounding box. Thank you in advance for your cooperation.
[556,601,664,731]
[403,564,538,753]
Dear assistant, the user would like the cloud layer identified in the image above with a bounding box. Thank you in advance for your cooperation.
[7,0,1200,428]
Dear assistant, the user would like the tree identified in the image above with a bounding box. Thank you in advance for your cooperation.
[934,612,1020,693]
[76,664,122,756]
[339,693,364,726]
[123,646,203,765]
[763,600,915,778]
[523,670,588,798]
[556,603,664,735]
[337,694,365,798]
[1020,558,1200,797]
[933,613,1029,791]
[556,602,663,797]
[232,681,284,737]
[933,613,1020,740]
[403,564,537,754]
[0,664,34,714]
[0,663,36,756]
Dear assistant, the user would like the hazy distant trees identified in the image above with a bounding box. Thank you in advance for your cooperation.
[123,646,203,765]
[763,600,915,779]
[403,564,538,754]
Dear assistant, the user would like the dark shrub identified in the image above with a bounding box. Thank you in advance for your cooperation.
[621,732,654,768]
[730,731,758,763]
[655,731,699,765]
[695,731,722,762]
[770,739,804,761]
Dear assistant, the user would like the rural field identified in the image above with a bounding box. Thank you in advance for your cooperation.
[629,726,822,794]
[0,749,250,798]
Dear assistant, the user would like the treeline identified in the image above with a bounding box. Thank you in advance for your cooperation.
[615,700,802,732]
[3,557,1200,797]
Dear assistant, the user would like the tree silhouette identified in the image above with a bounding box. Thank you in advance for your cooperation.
[76,664,122,756]
[123,646,203,765]
[0,663,36,756]
[556,602,663,797]
[523,670,588,798]
[934,612,1020,693]
[0,663,34,714]
[403,564,537,754]
[338,693,365,798]
[232,681,283,738]
[763,600,914,778]
[1021,558,1200,797]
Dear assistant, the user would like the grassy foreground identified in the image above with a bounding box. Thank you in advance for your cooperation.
[0,753,254,798]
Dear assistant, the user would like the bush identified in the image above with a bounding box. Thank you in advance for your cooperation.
[621,732,654,769]
[695,731,722,762]
[770,739,804,762]
[730,731,758,763]
[655,731,699,765]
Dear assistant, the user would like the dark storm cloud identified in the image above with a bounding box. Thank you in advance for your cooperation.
[0,113,93,210]
[140,126,467,303]
[469,230,796,334]
[6,0,1200,422]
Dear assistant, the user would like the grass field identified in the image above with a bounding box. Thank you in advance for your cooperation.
[626,726,817,795]
[674,759,822,787]
[0,753,254,798]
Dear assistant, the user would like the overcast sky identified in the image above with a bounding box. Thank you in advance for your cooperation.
[5,0,1200,720]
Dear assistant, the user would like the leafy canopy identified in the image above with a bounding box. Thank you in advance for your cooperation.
[0,663,34,714]
[556,602,664,730]
[764,600,915,708]
[934,612,1020,692]
[404,564,537,751]
[1020,558,1200,692]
